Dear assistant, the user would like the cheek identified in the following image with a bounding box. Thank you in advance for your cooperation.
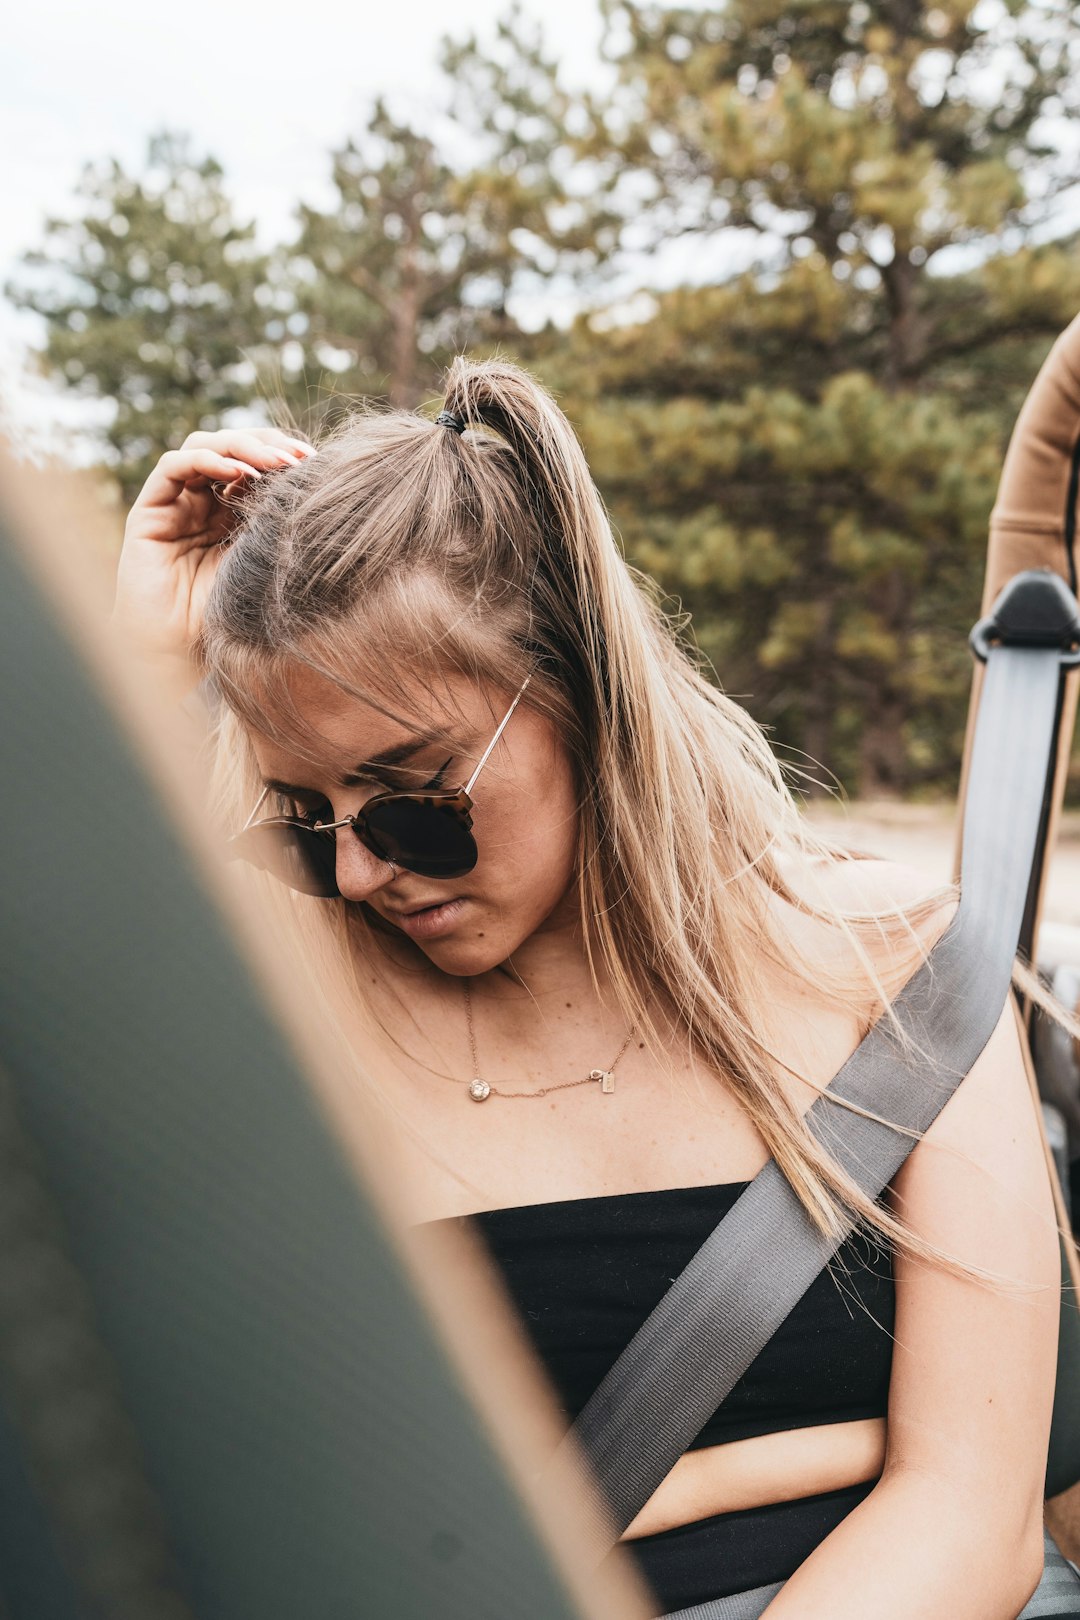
[472,756,579,898]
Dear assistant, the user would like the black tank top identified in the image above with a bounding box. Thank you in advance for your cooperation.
[414,1179,894,1611]
[417,1177,894,1447]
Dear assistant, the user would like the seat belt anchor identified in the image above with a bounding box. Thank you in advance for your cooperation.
[969,567,1080,666]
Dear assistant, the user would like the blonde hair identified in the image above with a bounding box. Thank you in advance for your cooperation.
[194,354,1078,1281]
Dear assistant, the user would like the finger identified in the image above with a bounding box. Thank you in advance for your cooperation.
[249,426,315,450]
[139,450,266,507]
[183,427,316,456]
[168,440,311,482]
[212,475,259,507]
[175,435,312,476]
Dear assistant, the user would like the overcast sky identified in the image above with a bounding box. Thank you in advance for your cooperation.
[8,1,1079,459]
[2,0,630,454]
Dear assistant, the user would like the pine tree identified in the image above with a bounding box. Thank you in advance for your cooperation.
[525,0,1080,795]
[6,131,276,503]
[283,25,622,423]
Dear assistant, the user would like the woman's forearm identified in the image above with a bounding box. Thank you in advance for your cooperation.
[759,1471,1044,1620]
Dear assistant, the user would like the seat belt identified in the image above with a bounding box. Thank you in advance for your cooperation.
[537,570,1080,1582]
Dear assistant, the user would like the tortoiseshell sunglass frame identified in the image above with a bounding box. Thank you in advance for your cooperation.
[226,675,531,895]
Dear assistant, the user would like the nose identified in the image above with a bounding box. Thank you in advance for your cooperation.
[333,824,399,903]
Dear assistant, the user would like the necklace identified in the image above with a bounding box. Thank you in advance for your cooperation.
[462,979,634,1103]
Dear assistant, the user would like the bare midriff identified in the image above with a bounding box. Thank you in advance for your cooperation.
[618,1416,887,1541]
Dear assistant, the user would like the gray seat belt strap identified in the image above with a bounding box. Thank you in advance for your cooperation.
[541,635,1064,1558]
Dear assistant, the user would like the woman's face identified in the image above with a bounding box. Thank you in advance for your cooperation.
[246,664,581,976]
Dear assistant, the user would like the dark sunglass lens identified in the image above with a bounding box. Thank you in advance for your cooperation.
[231,825,339,897]
[363,798,478,879]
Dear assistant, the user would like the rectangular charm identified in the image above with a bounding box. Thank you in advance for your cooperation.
[600,1070,615,1094]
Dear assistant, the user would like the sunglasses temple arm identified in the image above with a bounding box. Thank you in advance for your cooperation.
[464,674,532,796]
[238,784,273,834]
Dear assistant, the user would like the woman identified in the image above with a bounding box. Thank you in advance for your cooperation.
[113,356,1064,1619]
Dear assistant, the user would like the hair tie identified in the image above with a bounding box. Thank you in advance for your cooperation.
[435,410,466,434]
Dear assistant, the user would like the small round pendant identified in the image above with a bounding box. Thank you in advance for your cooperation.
[468,1077,491,1102]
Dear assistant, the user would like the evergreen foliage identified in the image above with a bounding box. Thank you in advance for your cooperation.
[286,102,509,414]
[523,0,1080,792]
[7,0,1080,795]
[6,132,275,503]
[286,18,620,416]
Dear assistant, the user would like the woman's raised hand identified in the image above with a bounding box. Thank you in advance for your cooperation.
[112,427,316,671]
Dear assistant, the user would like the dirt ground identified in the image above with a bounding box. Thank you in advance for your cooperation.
[800,799,1080,934]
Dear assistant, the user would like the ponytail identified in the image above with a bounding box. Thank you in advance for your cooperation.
[438,356,656,752]
[200,350,1027,1285]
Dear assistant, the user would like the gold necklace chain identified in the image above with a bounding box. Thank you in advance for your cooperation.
[462,979,634,1103]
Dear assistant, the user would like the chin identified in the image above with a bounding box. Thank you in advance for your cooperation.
[417,934,515,976]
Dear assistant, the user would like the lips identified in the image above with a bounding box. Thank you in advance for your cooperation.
[382,896,468,941]
[385,898,458,918]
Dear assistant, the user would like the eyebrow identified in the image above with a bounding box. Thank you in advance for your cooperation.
[261,734,442,796]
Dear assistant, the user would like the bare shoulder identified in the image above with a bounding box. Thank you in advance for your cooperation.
[783,850,960,1014]
[807,849,954,914]
[819,848,952,939]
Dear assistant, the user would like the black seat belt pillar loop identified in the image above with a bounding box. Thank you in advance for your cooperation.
[968,567,1080,977]
[537,570,1080,1575]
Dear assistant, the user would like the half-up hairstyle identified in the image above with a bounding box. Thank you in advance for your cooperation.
[194,354,1078,1279]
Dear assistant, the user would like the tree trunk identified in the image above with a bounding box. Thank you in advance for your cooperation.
[799,594,839,799]
[800,698,835,800]
[856,567,911,796]
[856,689,907,798]
[389,268,420,410]
[882,254,927,389]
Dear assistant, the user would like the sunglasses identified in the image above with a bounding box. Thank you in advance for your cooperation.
[226,676,531,897]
